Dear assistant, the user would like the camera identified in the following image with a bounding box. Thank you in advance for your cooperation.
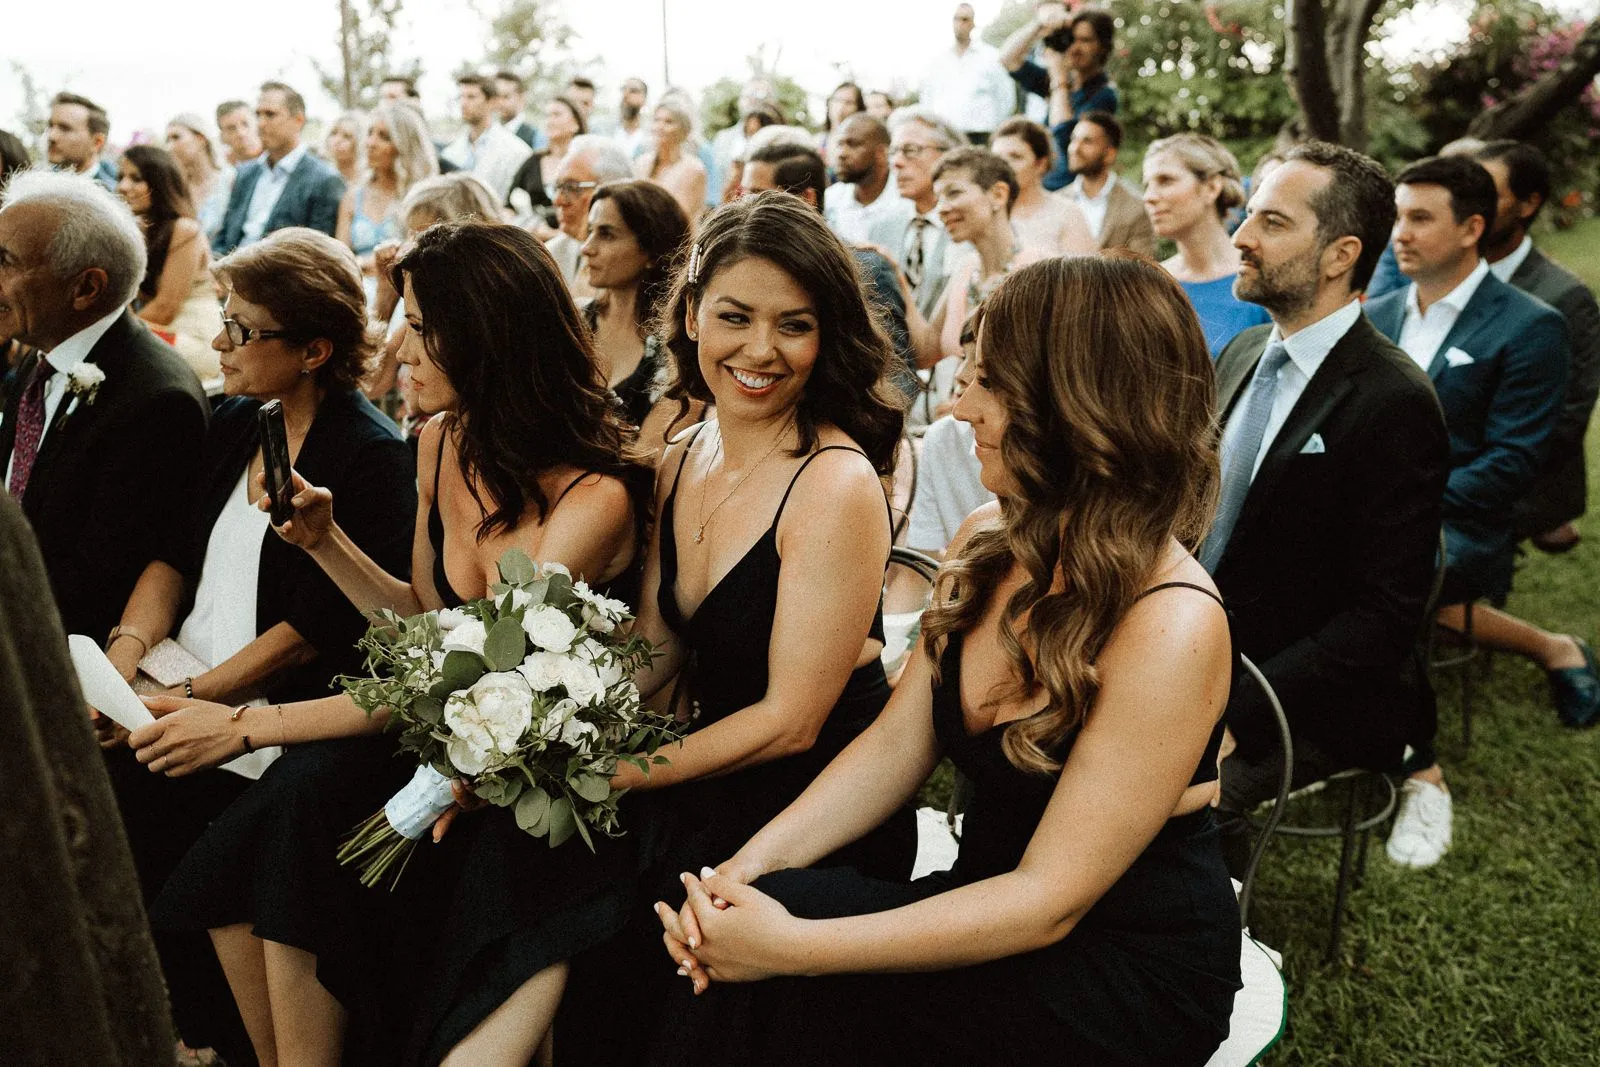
[1043,27,1074,51]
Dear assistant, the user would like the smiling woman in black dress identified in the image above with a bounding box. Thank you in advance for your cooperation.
[660,254,1244,1066]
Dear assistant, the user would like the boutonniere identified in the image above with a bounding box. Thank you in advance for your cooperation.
[66,363,106,406]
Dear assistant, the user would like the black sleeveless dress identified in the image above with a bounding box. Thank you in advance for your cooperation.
[652,582,1244,1067]
[558,438,919,1066]
[396,440,648,1065]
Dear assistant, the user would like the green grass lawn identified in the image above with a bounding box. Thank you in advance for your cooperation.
[1257,217,1600,1066]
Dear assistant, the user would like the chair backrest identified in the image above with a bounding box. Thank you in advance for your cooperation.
[1235,652,1292,925]
[882,546,941,679]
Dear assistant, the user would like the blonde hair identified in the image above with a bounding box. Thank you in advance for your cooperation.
[400,173,502,232]
[920,255,1219,774]
[1145,133,1246,219]
[368,103,439,196]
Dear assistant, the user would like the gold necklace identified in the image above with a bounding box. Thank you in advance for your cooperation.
[694,417,795,544]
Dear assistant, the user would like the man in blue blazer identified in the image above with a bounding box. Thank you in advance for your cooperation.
[1367,155,1593,867]
[212,81,344,256]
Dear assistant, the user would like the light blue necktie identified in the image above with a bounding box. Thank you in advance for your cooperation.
[1200,343,1291,573]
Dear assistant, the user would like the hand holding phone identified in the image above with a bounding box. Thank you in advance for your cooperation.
[257,400,296,526]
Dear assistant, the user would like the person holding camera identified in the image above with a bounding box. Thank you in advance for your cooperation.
[999,2,1119,191]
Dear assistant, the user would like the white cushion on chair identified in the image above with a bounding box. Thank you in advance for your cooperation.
[1204,931,1287,1067]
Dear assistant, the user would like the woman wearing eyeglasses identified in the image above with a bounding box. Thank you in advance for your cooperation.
[100,226,416,1060]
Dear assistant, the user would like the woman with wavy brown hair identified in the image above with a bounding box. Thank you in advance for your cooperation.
[656,253,1244,1067]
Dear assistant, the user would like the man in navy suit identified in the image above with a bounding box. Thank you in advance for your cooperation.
[1367,155,1591,867]
[1204,142,1448,879]
[212,82,344,256]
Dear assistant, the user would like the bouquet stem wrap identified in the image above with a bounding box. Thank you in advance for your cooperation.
[386,765,458,840]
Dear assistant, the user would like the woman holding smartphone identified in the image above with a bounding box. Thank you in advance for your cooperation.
[131,221,650,1067]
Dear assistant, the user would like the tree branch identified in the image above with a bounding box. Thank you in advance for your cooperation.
[1468,18,1600,141]
[1284,0,1341,142]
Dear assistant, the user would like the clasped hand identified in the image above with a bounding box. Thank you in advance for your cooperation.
[127,695,242,776]
[656,864,799,994]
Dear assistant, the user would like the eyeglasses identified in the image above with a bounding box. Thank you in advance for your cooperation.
[222,315,291,347]
[553,180,601,199]
[890,143,940,160]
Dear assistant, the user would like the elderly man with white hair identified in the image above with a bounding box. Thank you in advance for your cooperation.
[0,168,208,641]
[544,134,634,299]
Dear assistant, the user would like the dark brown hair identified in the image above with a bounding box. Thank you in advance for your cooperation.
[215,227,375,390]
[393,220,650,538]
[121,145,195,301]
[921,254,1218,773]
[654,192,905,473]
[588,179,691,333]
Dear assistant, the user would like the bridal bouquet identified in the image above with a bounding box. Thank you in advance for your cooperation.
[337,549,678,889]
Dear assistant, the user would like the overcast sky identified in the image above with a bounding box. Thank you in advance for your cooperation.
[3,0,1563,145]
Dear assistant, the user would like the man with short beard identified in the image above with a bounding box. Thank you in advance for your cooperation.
[1199,142,1450,881]
[46,92,116,191]
[823,114,901,245]
[613,78,649,160]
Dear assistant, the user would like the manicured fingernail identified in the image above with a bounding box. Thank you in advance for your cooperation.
[680,872,691,884]
[677,967,688,976]
[688,936,699,949]
[700,866,716,878]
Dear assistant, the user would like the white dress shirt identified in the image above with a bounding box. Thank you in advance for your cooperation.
[919,42,1016,134]
[241,144,307,248]
[1488,236,1535,283]
[440,123,533,204]
[1221,299,1363,480]
[1067,173,1118,241]
[5,307,123,485]
[825,183,910,245]
[1397,258,1490,373]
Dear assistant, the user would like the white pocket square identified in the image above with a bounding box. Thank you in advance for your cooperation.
[1444,347,1475,367]
[1300,433,1326,455]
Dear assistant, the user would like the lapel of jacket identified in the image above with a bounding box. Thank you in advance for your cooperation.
[28,313,134,501]
[1233,317,1364,535]
[1427,274,1507,382]
[1508,246,1550,296]
[265,156,310,232]
[1214,333,1263,423]
[0,349,40,468]
[1101,181,1136,250]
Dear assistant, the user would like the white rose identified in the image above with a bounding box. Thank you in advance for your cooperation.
[443,672,534,772]
[534,697,580,741]
[446,730,491,776]
[559,655,608,706]
[517,650,567,692]
[435,607,469,631]
[522,604,578,653]
[509,588,533,612]
[560,715,600,751]
[441,617,488,656]
[572,636,624,688]
[542,562,571,578]
[429,650,447,673]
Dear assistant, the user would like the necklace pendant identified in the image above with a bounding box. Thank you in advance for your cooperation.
[694,527,705,544]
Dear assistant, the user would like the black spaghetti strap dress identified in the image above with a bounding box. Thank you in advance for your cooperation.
[652,582,1244,1067]
[557,437,918,1066]
[396,450,647,1066]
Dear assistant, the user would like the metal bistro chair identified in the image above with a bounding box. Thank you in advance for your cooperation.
[1424,528,1492,748]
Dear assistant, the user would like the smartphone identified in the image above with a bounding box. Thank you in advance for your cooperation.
[257,399,295,525]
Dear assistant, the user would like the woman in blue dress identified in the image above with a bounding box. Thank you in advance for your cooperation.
[1142,133,1270,357]
[337,103,439,305]
[657,253,1243,1067]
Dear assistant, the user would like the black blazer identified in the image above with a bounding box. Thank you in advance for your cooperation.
[163,390,416,703]
[0,312,208,641]
[1211,315,1450,771]
[1507,246,1600,535]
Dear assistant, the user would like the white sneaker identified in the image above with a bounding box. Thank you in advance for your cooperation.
[1386,778,1453,868]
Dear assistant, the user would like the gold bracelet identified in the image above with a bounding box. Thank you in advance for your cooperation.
[106,625,150,660]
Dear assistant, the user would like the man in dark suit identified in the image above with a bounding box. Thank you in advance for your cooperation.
[1473,140,1600,553]
[493,70,541,149]
[1202,141,1449,880]
[0,171,208,643]
[1367,155,1588,867]
[213,81,344,255]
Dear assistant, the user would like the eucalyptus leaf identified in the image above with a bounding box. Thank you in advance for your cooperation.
[515,786,553,834]
[498,548,537,585]
[440,650,486,691]
[572,811,596,851]
[483,617,528,672]
[474,776,524,806]
[571,772,612,803]
[412,695,444,725]
[548,796,577,847]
